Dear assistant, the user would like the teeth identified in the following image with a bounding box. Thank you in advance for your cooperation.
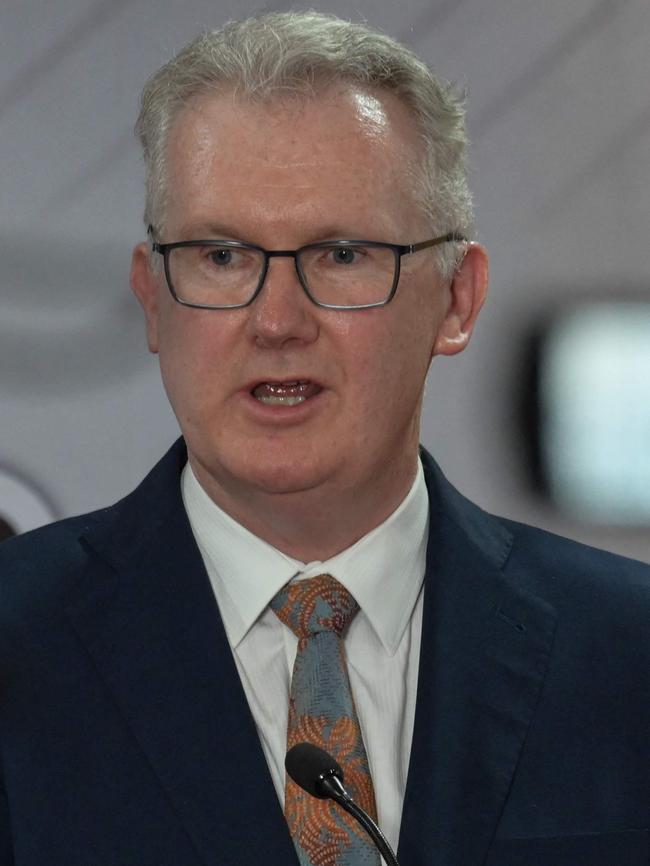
[257,394,306,406]
[266,381,308,393]
[252,380,315,406]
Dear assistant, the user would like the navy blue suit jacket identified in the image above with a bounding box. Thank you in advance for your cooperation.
[1,439,650,865]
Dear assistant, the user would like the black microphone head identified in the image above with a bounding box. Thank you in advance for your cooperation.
[285,743,344,799]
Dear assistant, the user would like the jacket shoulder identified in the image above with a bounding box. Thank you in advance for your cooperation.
[501,516,650,618]
[419,446,650,608]
[0,438,188,623]
[0,507,115,619]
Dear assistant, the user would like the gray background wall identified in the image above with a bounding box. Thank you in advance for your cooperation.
[2,0,649,561]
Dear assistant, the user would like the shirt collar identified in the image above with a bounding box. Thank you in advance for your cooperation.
[182,462,429,655]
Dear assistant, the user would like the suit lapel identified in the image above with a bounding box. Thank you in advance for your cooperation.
[398,454,557,866]
[65,440,297,866]
[61,440,557,866]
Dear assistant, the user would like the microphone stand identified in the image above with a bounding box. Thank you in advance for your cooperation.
[285,742,401,866]
[318,773,400,866]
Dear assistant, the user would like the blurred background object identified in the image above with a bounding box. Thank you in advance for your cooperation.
[0,520,15,543]
[1,0,649,561]
[530,299,650,525]
[0,465,57,537]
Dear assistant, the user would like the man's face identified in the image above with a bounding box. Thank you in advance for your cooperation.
[131,85,486,510]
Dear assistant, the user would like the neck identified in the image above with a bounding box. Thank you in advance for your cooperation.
[189,452,419,562]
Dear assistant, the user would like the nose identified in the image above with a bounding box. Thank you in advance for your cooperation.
[246,255,319,348]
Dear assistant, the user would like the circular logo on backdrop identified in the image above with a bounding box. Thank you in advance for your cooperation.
[0,465,58,537]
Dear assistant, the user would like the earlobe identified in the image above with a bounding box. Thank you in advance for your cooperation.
[130,242,161,354]
[432,242,488,357]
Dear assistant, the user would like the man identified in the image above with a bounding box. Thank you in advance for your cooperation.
[1,11,649,866]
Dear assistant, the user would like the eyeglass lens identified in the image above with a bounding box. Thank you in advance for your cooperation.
[167,243,397,308]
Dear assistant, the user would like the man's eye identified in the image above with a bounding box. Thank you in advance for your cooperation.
[208,248,235,266]
[329,246,364,265]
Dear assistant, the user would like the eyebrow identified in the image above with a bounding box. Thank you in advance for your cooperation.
[171,220,400,245]
[176,221,240,239]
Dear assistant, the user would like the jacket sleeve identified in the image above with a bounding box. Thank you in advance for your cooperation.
[0,770,14,866]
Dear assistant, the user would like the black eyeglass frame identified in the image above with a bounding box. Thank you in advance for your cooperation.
[149,230,467,311]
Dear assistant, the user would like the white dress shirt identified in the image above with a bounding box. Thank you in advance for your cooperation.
[181,461,429,855]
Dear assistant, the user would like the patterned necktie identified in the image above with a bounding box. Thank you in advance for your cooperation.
[270,574,380,866]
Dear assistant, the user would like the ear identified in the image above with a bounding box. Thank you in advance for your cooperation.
[130,242,161,354]
[432,242,488,357]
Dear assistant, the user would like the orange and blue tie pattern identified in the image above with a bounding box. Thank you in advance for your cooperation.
[270,575,380,865]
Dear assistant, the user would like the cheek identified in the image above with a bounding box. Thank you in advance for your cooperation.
[390,298,442,367]
[158,304,228,365]
[157,315,191,388]
[342,316,434,414]
[156,313,228,413]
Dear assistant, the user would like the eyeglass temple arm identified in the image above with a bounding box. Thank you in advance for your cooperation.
[147,224,161,251]
[405,232,467,255]
[145,225,467,256]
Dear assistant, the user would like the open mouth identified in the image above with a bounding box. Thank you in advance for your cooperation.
[251,380,322,406]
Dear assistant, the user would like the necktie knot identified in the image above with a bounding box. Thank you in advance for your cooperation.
[270,574,358,640]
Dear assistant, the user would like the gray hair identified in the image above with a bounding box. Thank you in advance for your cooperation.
[135,11,474,279]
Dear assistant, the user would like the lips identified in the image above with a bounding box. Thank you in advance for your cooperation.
[251,380,322,406]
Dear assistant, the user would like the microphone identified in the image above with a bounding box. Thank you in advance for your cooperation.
[285,742,400,866]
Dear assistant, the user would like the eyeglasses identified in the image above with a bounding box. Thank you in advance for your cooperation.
[149,230,466,310]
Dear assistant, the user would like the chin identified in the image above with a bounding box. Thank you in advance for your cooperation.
[243,463,327,497]
[192,442,328,498]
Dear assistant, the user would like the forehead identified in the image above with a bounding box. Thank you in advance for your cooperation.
[163,84,426,239]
